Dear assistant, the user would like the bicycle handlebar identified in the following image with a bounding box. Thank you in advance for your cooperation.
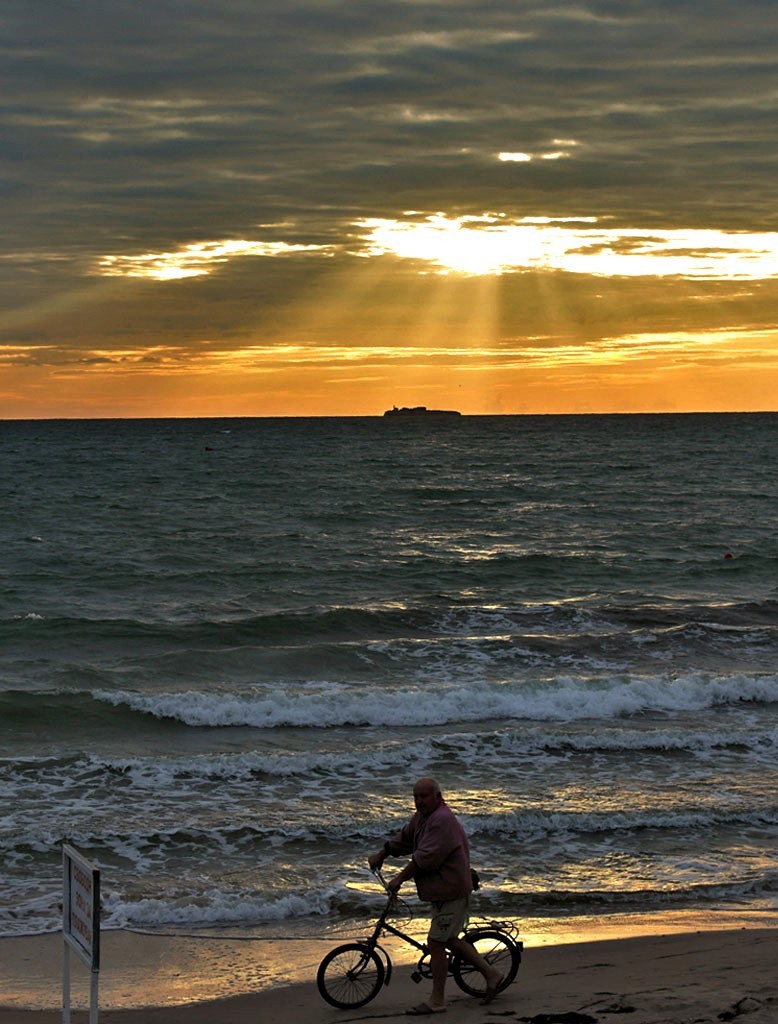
[371,866,389,888]
[370,867,398,900]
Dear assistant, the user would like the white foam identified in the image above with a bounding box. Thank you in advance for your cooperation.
[93,671,778,728]
[52,723,774,790]
[462,804,778,839]
[101,886,343,929]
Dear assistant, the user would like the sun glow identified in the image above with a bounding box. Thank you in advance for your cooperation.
[95,238,331,280]
[498,152,532,162]
[357,214,778,280]
[498,139,578,162]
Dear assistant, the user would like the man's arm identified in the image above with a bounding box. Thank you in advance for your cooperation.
[368,846,416,892]
[368,819,415,873]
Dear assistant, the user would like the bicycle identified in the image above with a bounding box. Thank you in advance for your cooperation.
[316,870,522,1009]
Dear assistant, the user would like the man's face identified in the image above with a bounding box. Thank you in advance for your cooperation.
[413,782,442,817]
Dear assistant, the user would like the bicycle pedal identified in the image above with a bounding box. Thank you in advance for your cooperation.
[411,972,422,984]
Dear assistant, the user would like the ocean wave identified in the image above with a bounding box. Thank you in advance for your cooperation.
[91,672,778,728]
[3,596,776,692]
[90,869,778,929]
[0,604,434,645]
[462,804,778,840]
[0,883,350,937]
[3,595,777,651]
[80,724,778,779]
[2,722,775,795]
[101,886,344,930]
[3,865,776,937]
[509,872,778,912]
[2,803,775,868]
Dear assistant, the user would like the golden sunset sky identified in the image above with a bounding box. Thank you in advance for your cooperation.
[2,1,778,417]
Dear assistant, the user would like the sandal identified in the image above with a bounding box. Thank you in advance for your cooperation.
[480,976,504,1005]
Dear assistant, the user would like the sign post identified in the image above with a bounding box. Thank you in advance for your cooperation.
[62,844,100,1024]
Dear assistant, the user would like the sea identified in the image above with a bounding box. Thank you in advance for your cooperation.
[2,414,777,983]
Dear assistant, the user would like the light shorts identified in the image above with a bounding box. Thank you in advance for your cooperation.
[427,896,470,944]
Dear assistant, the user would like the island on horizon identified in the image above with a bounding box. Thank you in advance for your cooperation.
[383,405,462,417]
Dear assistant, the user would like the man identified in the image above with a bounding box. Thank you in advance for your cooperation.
[368,777,502,1015]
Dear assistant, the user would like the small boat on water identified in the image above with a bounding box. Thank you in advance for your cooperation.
[383,405,461,418]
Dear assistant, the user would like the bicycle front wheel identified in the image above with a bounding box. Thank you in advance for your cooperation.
[451,928,521,998]
[316,942,385,1008]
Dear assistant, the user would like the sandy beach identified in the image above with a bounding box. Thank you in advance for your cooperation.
[2,923,775,1024]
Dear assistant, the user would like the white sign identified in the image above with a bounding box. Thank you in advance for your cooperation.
[63,844,100,970]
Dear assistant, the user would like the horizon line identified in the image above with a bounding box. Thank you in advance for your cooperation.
[2,409,777,423]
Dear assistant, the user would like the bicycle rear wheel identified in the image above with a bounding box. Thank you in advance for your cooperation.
[316,942,385,1008]
[450,928,521,997]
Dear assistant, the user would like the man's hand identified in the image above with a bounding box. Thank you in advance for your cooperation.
[386,859,415,892]
[368,850,385,871]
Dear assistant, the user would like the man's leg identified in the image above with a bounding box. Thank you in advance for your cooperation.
[424,900,463,1010]
[415,898,476,1011]
[446,935,503,987]
[428,937,449,1008]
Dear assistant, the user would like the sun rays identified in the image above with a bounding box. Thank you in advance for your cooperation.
[9,209,778,417]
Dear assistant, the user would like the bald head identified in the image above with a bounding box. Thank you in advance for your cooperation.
[413,776,443,816]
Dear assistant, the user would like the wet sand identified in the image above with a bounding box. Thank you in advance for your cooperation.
[1,925,776,1024]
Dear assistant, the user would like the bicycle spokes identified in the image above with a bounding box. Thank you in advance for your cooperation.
[316,943,386,1009]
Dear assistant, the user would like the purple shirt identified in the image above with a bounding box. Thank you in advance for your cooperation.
[386,800,473,902]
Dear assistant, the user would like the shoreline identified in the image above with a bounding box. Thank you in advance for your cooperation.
[1,927,776,1024]
[1,909,777,1021]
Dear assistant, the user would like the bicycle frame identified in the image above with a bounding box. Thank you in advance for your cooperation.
[365,869,491,985]
[360,884,429,985]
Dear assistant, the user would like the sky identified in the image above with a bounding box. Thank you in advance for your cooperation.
[2,0,778,418]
